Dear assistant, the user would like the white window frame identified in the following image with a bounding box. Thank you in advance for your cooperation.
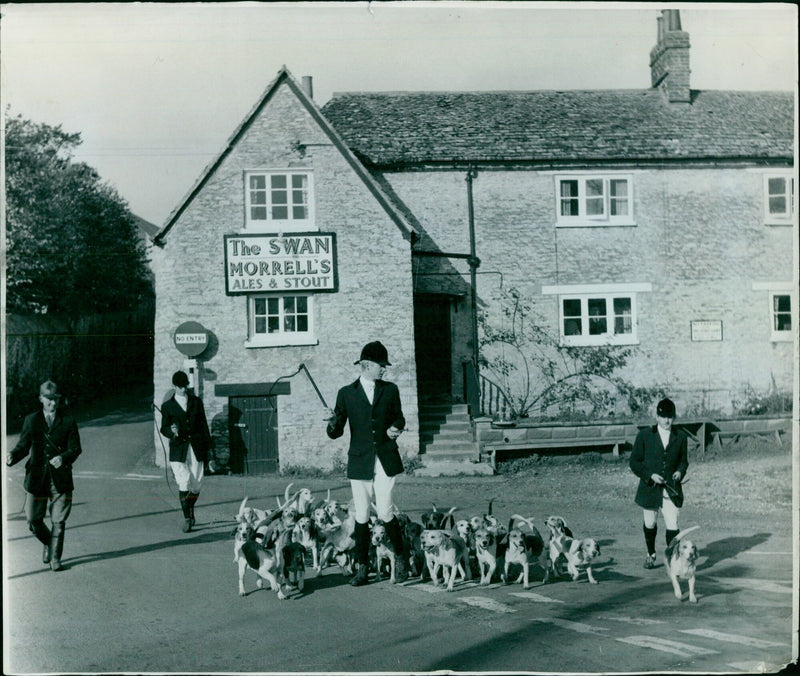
[768,291,793,342]
[244,169,315,232]
[763,173,795,225]
[555,174,635,227]
[244,294,317,348]
[542,283,651,346]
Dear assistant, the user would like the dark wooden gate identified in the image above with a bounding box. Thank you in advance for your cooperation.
[228,395,278,474]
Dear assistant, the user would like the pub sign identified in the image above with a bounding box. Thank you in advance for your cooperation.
[224,232,338,295]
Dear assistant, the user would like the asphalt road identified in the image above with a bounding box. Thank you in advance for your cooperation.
[3,403,796,674]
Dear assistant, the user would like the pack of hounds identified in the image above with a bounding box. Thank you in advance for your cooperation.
[234,486,700,603]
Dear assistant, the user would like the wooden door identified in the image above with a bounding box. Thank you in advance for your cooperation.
[228,395,278,474]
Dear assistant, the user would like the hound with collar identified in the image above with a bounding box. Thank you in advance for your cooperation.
[234,524,290,600]
[292,516,322,572]
[664,526,700,603]
[370,521,402,583]
[281,483,315,517]
[420,529,471,591]
[503,515,547,589]
[282,541,307,592]
[543,515,575,581]
[421,505,457,531]
[550,533,601,584]
[473,527,499,585]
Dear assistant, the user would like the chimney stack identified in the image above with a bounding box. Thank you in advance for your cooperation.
[301,76,314,100]
[650,10,691,104]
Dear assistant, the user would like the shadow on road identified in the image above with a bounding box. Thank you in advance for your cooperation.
[7,530,232,580]
[696,532,772,571]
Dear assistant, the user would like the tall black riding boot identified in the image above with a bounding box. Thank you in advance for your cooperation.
[29,520,52,565]
[666,529,680,546]
[50,522,65,571]
[643,524,657,568]
[349,521,370,586]
[179,491,192,532]
[187,492,199,528]
[384,517,409,583]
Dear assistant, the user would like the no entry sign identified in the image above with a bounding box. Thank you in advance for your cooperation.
[173,321,209,357]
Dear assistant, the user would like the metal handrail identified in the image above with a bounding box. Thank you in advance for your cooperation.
[479,374,513,420]
[463,358,513,420]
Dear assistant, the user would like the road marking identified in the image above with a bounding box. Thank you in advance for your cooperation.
[597,614,664,626]
[459,597,517,613]
[708,576,793,594]
[408,583,446,594]
[680,629,787,648]
[616,636,718,657]
[75,471,160,481]
[534,618,608,636]
[509,591,564,603]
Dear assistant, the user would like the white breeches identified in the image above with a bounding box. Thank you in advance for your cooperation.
[350,456,397,524]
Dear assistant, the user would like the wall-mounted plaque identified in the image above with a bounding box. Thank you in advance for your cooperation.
[690,320,723,342]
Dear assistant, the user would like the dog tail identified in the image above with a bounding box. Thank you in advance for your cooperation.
[487,498,495,516]
[674,525,700,542]
[237,496,249,517]
[284,482,295,503]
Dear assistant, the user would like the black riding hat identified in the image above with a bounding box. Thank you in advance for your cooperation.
[355,341,391,367]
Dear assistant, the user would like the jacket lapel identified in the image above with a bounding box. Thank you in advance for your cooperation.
[372,380,385,409]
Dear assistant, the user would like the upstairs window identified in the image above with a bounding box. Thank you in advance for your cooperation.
[560,294,637,346]
[245,171,313,231]
[764,175,795,224]
[245,294,316,347]
[556,175,634,226]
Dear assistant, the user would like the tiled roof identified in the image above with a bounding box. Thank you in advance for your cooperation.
[321,89,794,166]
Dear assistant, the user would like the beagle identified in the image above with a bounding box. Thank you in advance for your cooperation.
[473,528,499,585]
[421,505,457,531]
[664,526,700,603]
[370,521,401,583]
[234,525,289,600]
[550,534,601,584]
[403,519,426,578]
[282,541,307,592]
[318,509,357,575]
[420,529,471,591]
[543,515,575,582]
[292,516,321,572]
[503,515,547,589]
[281,483,315,518]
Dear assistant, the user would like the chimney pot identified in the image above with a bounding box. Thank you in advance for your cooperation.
[301,76,313,99]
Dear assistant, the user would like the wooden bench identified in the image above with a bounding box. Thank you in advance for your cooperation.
[481,437,629,470]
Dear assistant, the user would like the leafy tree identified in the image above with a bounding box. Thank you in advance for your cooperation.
[478,287,661,420]
[5,113,152,316]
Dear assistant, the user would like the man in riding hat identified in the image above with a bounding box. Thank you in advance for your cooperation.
[325,341,409,586]
[7,380,82,571]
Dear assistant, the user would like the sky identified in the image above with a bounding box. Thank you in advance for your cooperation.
[1,1,797,228]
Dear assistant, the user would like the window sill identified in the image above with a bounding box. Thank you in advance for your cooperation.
[561,336,639,347]
[770,333,793,343]
[555,221,637,229]
[763,220,794,227]
[242,224,318,234]
[245,336,319,348]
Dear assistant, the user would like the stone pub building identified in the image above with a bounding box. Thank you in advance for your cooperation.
[152,10,795,473]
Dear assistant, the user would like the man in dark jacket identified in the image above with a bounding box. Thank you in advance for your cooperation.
[629,397,688,569]
[7,380,82,571]
[160,370,212,532]
[325,341,409,586]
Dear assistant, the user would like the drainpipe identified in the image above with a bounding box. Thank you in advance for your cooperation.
[465,166,481,377]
